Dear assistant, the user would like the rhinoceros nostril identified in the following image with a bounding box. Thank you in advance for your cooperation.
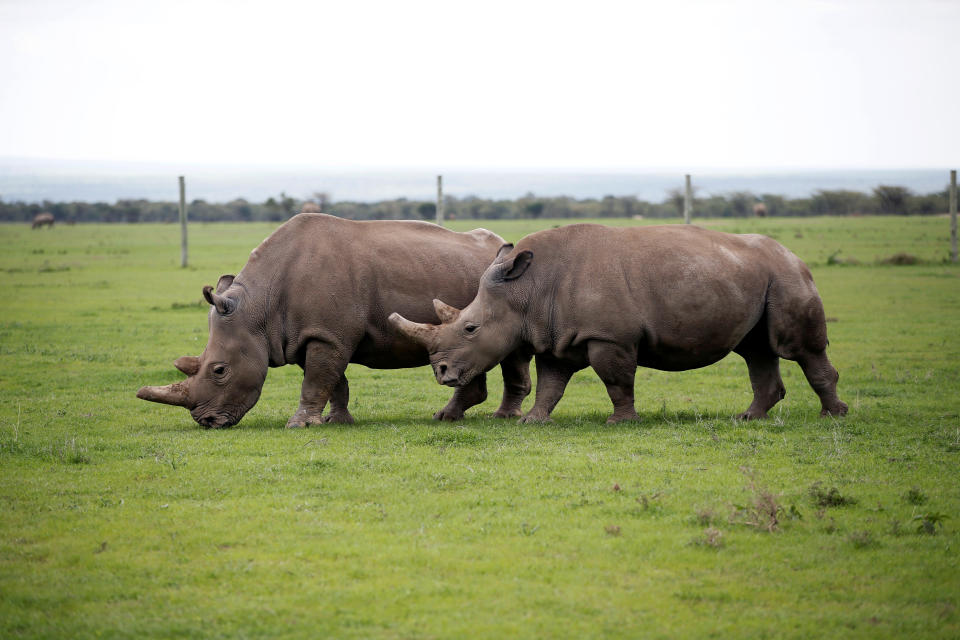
[438,364,447,377]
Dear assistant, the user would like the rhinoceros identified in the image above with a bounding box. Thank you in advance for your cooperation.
[32,212,55,229]
[137,213,531,428]
[390,223,848,423]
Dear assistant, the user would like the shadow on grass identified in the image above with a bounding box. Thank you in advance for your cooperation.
[227,406,830,434]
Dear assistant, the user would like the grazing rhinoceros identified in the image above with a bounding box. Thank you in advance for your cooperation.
[32,212,55,229]
[390,224,848,424]
[137,213,531,428]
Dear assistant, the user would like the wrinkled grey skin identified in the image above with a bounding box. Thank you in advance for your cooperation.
[391,224,848,424]
[137,213,531,428]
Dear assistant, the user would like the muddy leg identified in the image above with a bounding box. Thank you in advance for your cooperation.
[521,354,581,423]
[736,350,786,420]
[321,374,355,424]
[434,373,488,421]
[287,341,348,428]
[797,351,848,417]
[587,341,640,423]
[493,350,533,418]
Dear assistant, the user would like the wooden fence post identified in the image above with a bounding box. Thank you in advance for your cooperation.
[436,175,444,226]
[179,176,188,268]
[683,174,692,224]
[950,169,957,263]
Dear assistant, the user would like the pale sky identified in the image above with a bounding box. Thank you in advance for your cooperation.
[1,0,957,170]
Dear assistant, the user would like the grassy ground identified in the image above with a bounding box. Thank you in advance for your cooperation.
[1,216,958,638]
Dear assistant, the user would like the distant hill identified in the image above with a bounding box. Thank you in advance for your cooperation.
[0,158,951,204]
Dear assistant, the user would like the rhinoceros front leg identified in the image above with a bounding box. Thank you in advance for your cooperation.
[492,350,533,418]
[588,341,640,423]
[321,374,355,424]
[434,373,488,421]
[520,353,582,423]
[287,341,348,428]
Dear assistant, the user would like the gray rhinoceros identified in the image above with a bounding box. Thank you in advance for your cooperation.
[32,212,55,229]
[137,213,531,428]
[390,223,847,423]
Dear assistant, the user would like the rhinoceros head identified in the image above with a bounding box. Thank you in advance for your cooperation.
[137,275,268,428]
[389,245,532,387]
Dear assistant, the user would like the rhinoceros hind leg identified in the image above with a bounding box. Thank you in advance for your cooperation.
[735,342,786,420]
[520,353,582,423]
[588,341,640,423]
[287,341,348,428]
[434,373,488,421]
[763,282,847,417]
[797,351,848,417]
[321,374,355,424]
[492,350,532,418]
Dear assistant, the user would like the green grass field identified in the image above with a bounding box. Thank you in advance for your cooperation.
[1,216,958,638]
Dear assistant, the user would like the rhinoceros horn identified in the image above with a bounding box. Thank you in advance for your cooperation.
[432,299,461,324]
[136,381,191,407]
[174,355,200,376]
[388,312,436,347]
[138,356,199,406]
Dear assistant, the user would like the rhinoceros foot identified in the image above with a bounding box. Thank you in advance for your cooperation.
[491,408,523,419]
[433,407,465,421]
[286,408,326,428]
[820,401,849,417]
[519,412,552,424]
[606,410,640,424]
[321,411,355,424]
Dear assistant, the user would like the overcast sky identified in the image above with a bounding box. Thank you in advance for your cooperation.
[1,0,957,171]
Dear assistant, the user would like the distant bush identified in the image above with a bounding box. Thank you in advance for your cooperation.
[878,252,920,265]
[0,183,953,223]
[810,189,869,215]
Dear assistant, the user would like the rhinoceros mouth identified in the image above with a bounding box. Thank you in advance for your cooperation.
[192,411,238,429]
[435,366,479,388]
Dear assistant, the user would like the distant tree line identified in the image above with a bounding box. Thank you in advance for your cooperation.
[0,184,953,223]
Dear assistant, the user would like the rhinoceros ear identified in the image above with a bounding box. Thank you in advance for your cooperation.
[433,299,461,324]
[174,356,201,377]
[215,274,235,294]
[498,250,534,281]
[203,285,236,315]
[388,313,436,347]
[494,244,515,261]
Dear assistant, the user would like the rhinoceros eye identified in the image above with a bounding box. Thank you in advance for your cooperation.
[213,364,226,376]
[464,323,479,334]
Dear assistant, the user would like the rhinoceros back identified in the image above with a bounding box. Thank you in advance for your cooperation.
[512,223,820,370]
[234,213,505,368]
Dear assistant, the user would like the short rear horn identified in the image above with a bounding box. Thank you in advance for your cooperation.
[174,356,200,376]
[432,299,461,324]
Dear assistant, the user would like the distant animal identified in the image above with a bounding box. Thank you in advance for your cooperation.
[300,202,323,213]
[753,203,768,217]
[390,224,847,423]
[137,213,531,428]
[31,212,55,229]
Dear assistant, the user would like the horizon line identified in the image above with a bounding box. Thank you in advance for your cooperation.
[0,156,952,175]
